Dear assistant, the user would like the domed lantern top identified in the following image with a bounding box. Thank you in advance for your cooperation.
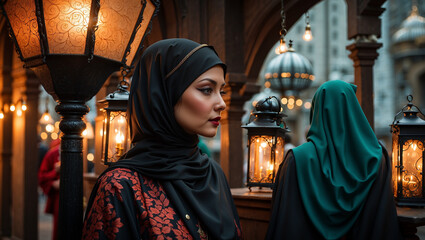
[264,41,314,96]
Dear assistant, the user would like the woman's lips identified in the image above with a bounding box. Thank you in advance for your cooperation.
[209,117,221,126]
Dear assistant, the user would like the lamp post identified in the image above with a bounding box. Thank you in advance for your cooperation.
[0,1,159,239]
[391,95,425,206]
[242,96,288,189]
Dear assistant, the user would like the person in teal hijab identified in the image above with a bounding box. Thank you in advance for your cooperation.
[266,80,402,239]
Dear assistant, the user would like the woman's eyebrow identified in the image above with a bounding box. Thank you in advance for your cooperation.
[199,78,226,87]
[199,78,217,85]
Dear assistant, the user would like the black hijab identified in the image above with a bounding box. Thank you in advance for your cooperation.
[112,38,241,239]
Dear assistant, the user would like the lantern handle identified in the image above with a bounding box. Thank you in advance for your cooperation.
[392,95,425,125]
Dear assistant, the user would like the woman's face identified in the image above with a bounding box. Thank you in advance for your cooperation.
[174,65,226,138]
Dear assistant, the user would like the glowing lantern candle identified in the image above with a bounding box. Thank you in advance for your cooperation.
[391,95,425,206]
[242,96,288,189]
[99,86,131,165]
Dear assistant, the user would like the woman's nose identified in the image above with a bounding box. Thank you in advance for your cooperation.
[215,95,226,111]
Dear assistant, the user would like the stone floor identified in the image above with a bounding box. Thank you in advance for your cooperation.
[37,192,425,240]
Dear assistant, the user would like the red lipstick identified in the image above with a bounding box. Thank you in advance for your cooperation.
[209,117,221,126]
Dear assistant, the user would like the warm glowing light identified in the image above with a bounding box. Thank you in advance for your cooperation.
[303,26,313,41]
[16,109,22,117]
[288,98,295,105]
[275,38,288,54]
[41,132,48,140]
[84,121,94,139]
[288,104,294,110]
[264,81,271,88]
[21,104,27,111]
[413,143,417,151]
[115,132,125,157]
[46,124,54,133]
[0,112,4,119]
[116,132,124,144]
[268,162,274,171]
[87,153,94,161]
[252,100,258,107]
[40,112,54,125]
[304,102,312,109]
[118,116,126,124]
[260,142,267,148]
[51,132,58,140]
[281,98,288,105]
[10,104,15,112]
[55,121,60,129]
[296,99,303,106]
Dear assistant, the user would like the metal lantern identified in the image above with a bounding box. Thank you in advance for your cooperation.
[391,95,425,206]
[264,41,315,98]
[242,96,288,189]
[0,0,159,101]
[99,76,131,165]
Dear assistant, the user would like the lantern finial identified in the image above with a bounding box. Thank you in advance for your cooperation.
[392,94,425,128]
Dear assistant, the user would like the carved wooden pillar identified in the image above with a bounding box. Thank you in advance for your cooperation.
[221,73,259,187]
[345,0,385,129]
[0,30,13,238]
[347,38,382,128]
[10,56,40,239]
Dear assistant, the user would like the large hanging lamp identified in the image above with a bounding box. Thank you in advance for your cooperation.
[264,41,315,98]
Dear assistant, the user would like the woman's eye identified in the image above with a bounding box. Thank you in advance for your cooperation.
[220,90,227,96]
[198,88,213,94]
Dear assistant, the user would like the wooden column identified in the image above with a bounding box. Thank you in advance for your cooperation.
[347,40,382,129]
[221,73,259,187]
[10,56,40,239]
[0,29,13,238]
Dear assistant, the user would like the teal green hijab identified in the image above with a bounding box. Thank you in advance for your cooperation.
[292,80,382,239]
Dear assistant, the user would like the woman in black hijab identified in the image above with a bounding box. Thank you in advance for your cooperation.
[82,39,242,239]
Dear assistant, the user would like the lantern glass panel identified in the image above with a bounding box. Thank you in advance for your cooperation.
[401,139,424,198]
[275,136,285,168]
[43,0,91,54]
[102,110,131,164]
[125,0,156,66]
[248,135,285,184]
[94,0,142,62]
[4,0,40,59]
[392,132,399,197]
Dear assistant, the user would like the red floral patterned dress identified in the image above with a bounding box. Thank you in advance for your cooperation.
[82,168,240,239]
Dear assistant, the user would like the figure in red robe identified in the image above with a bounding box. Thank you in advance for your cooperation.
[38,139,61,240]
